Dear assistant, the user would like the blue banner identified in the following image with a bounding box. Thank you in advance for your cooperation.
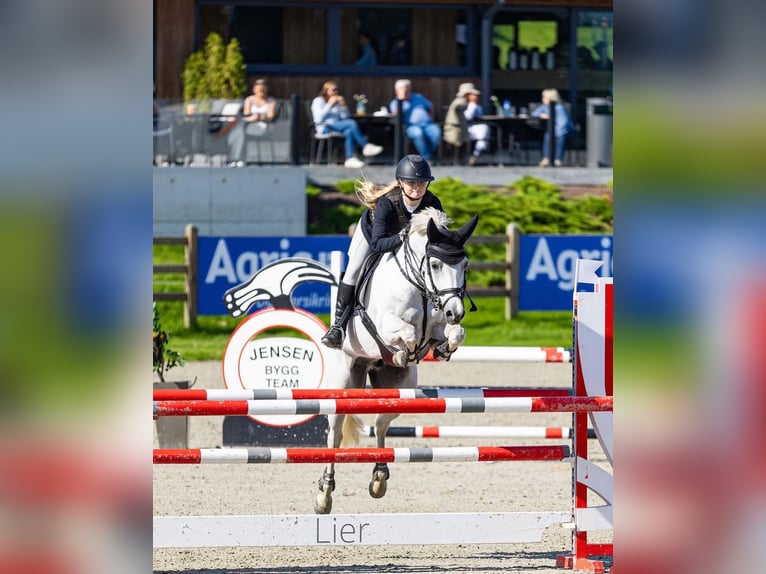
[198,237,351,315]
[519,235,613,311]
[196,234,612,315]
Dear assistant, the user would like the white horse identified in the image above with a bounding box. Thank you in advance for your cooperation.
[315,207,479,514]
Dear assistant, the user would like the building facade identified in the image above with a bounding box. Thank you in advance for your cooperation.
[155,0,612,136]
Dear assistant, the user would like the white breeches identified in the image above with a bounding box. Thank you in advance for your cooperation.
[343,221,371,286]
[468,123,490,152]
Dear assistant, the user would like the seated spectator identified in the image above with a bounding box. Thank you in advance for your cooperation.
[389,79,442,161]
[244,78,277,123]
[531,88,575,167]
[311,81,383,168]
[443,82,491,166]
[223,78,278,166]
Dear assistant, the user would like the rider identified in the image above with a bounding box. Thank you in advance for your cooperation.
[321,154,444,349]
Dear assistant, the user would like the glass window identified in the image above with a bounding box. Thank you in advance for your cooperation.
[492,11,567,72]
[198,2,468,71]
[339,7,467,68]
[341,8,412,66]
[576,11,613,70]
[229,7,284,64]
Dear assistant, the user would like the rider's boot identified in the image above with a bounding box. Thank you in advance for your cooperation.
[321,283,355,349]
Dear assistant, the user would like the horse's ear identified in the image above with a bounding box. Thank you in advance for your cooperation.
[426,217,441,242]
[456,214,480,244]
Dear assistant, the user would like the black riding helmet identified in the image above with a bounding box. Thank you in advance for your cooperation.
[395,154,435,182]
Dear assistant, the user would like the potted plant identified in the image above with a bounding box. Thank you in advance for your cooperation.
[153,303,189,448]
[181,32,247,114]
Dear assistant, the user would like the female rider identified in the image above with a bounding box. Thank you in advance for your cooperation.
[322,154,443,349]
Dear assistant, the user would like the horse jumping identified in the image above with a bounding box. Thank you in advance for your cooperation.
[315,207,479,514]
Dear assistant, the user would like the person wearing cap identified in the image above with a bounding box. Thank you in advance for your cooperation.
[321,154,444,349]
[444,82,491,166]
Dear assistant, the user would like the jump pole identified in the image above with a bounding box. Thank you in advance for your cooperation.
[361,425,597,439]
[153,258,613,572]
[422,346,572,363]
[153,386,573,401]
[153,444,571,464]
[153,396,612,417]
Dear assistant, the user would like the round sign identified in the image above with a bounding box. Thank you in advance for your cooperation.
[222,307,330,426]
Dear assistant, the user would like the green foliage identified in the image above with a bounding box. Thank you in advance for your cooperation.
[182,33,247,104]
[333,179,358,196]
[308,203,364,235]
[153,303,185,382]
[306,184,321,198]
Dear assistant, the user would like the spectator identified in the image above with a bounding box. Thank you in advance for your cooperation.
[389,79,442,161]
[355,31,378,66]
[226,78,278,166]
[443,82,491,166]
[243,78,277,123]
[531,88,575,167]
[311,81,383,168]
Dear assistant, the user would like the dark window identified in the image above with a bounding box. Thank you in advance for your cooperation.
[197,2,472,74]
[230,7,284,64]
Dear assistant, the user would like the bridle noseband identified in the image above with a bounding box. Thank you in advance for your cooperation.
[395,229,474,313]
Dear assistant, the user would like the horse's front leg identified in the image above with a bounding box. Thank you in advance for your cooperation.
[380,314,419,367]
[431,323,465,360]
[369,413,399,499]
[315,413,344,514]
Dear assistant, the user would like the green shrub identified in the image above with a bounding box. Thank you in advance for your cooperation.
[307,176,612,286]
[182,33,247,105]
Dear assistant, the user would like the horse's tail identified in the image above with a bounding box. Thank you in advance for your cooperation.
[341,414,364,446]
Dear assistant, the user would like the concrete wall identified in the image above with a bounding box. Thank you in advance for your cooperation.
[153,167,306,236]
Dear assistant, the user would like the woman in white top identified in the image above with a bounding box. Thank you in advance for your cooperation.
[226,79,278,166]
[244,78,277,122]
[311,81,383,168]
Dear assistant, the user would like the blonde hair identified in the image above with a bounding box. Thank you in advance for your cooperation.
[354,176,398,211]
[542,88,561,103]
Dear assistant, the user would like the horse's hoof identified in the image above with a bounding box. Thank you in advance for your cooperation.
[368,472,388,499]
[392,350,407,368]
[314,492,333,514]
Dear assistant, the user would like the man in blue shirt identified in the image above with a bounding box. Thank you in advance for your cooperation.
[390,79,442,161]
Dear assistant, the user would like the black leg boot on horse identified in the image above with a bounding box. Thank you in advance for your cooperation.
[321,283,356,349]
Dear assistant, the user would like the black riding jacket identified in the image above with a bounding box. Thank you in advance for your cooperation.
[360,187,443,253]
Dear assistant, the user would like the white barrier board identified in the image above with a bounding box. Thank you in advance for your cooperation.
[154,511,569,548]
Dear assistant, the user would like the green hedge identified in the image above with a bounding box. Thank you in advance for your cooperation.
[308,176,613,286]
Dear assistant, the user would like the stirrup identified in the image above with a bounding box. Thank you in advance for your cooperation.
[321,326,344,349]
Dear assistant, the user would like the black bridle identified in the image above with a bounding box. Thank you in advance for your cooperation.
[394,229,477,314]
[355,226,477,367]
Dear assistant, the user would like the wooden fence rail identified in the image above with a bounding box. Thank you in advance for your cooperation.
[153,224,198,328]
[151,223,520,328]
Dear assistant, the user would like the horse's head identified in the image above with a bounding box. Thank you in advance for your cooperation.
[406,208,479,325]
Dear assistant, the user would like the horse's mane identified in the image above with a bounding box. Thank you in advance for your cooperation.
[409,207,451,236]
